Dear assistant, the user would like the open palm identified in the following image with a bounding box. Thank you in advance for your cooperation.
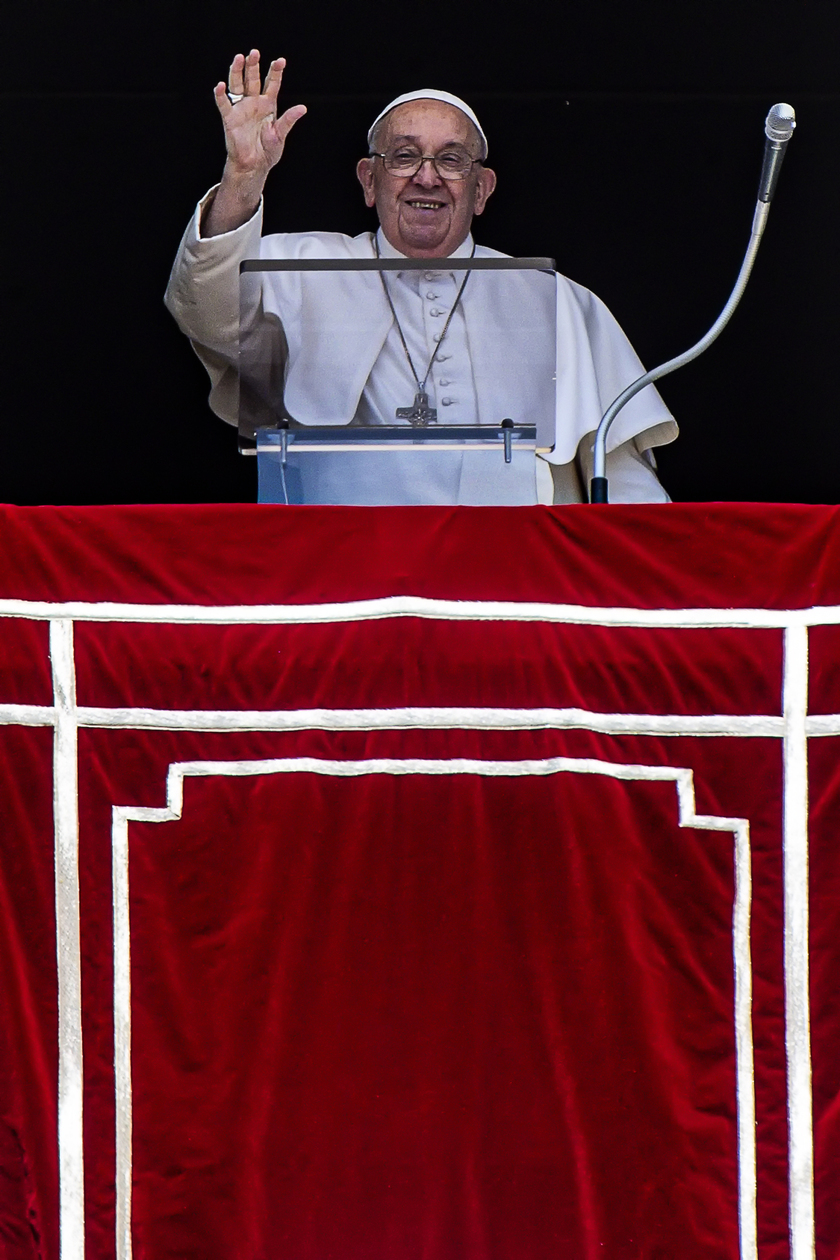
[214,51,307,182]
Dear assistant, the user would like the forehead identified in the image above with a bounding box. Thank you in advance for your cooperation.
[380,100,475,148]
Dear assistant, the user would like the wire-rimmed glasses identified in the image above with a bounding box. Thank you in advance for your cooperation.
[370,145,482,181]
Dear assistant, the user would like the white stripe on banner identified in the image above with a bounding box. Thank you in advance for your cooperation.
[1,595,840,627]
[77,706,785,737]
[783,624,816,1260]
[112,755,756,1260]
[0,702,793,738]
[0,703,792,736]
[50,619,84,1260]
[0,703,56,726]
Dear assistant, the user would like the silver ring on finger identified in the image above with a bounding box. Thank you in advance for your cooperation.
[227,91,244,104]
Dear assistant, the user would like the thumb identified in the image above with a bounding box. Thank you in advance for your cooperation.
[273,103,307,145]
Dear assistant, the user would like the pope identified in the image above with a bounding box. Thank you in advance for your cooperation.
[165,50,677,504]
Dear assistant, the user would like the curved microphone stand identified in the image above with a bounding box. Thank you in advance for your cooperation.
[590,102,796,504]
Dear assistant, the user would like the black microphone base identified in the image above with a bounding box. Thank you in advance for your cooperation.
[590,477,609,504]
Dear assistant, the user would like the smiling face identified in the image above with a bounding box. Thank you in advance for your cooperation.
[356,100,497,258]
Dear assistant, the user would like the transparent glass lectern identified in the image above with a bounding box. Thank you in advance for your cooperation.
[239,257,557,505]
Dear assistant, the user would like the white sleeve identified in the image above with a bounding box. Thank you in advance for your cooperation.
[164,187,267,426]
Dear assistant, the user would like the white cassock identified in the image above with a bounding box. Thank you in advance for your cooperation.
[165,187,678,504]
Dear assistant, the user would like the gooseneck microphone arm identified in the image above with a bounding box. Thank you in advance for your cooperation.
[589,102,796,504]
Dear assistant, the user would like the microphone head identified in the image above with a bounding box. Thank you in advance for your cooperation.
[765,102,796,142]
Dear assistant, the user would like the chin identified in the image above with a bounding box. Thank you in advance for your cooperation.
[398,227,450,253]
[397,214,452,246]
[402,232,445,249]
[402,243,450,258]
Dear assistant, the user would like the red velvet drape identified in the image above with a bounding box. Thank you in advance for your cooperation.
[0,504,838,1259]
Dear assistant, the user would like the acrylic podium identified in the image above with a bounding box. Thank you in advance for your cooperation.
[237,255,557,505]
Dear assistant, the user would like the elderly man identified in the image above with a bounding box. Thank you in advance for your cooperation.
[166,50,677,504]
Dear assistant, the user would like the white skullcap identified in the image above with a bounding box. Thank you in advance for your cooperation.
[367,89,488,157]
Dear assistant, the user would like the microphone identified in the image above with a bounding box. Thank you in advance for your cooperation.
[589,102,797,504]
[758,103,796,203]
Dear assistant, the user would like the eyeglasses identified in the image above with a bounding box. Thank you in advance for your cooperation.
[371,146,481,181]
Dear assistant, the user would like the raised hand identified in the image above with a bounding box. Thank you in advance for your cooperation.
[203,50,307,237]
[214,51,306,181]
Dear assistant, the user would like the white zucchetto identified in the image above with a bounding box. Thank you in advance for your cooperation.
[367,89,488,157]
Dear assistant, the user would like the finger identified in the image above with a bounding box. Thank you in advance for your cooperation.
[272,103,307,144]
[213,81,232,117]
[244,48,262,96]
[262,56,286,103]
[228,52,245,96]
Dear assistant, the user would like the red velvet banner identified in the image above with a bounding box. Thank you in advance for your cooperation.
[0,504,838,1259]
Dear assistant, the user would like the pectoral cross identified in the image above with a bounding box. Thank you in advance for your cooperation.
[396,391,437,427]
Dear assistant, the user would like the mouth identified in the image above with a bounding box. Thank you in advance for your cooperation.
[403,199,448,211]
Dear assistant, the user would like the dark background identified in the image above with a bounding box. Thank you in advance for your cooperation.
[4,0,837,505]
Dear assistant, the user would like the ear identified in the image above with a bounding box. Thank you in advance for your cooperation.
[356,157,377,208]
[472,166,497,216]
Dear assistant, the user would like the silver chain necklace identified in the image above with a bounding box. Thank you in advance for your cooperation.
[373,235,475,426]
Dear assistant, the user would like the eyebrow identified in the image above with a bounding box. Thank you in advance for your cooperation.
[387,133,471,148]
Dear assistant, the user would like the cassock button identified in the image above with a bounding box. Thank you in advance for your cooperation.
[441,397,455,406]
[433,332,444,342]
[426,291,438,299]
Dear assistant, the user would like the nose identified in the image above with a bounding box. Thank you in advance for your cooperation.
[413,156,443,188]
